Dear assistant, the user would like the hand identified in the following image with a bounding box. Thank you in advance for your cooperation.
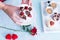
[12,12,22,25]
[0,3,22,25]
[0,0,6,2]
[0,1,5,9]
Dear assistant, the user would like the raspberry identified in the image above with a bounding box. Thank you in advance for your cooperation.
[19,12,26,20]
[20,7,23,11]
[20,12,24,16]
[24,6,28,10]
[28,13,32,17]
[25,11,32,17]
[5,34,11,39]
[12,34,18,40]
[29,7,32,11]
[22,15,26,20]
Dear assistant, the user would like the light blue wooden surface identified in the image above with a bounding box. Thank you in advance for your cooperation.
[0,0,60,40]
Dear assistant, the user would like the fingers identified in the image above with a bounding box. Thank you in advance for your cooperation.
[15,22,22,25]
[29,0,32,6]
[12,16,22,25]
[0,1,5,9]
[21,0,32,6]
[13,13,21,20]
[12,13,22,25]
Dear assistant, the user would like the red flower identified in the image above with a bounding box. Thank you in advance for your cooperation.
[30,27,37,36]
[12,34,18,40]
[5,34,11,39]
[0,0,6,2]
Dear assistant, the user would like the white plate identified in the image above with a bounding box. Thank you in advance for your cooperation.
[41,1,60,33]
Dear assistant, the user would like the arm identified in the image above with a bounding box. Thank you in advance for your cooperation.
[0,1,22,25]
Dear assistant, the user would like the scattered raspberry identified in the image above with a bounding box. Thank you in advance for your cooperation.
[20,12,24,16]
[5,34,11,39]
[22,15,26,20]
[19,12,26,20]
[20,7,23,11]
[29,7,32,11]
[28,13,32,17]
[24,6,28,10]
[25,11,32,17]
[12,34,18,40]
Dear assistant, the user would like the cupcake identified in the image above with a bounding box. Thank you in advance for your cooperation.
[51,2,57,9]
[46,7,53,14]
[18,4,32,25]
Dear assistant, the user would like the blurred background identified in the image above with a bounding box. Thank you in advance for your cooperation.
[0,0,60,40]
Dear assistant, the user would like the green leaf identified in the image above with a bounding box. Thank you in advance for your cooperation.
[23,24,31,27]
[26,28,30,32]
[22,26,25,30]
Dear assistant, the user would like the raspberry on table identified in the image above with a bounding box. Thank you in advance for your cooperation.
[12,34,18,40]
[5,34,11,39]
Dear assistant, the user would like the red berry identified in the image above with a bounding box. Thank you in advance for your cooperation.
[20,12,24,16]
[25,11,32,17]
[50,21,54,26]
[12,34,18,39]
[28,13,32,17]
[20,7,23,11]
[22,15,26,20]
[0,0,6,2]
[24,6,28,10]
[30,27,37,36]
[29,7,32,11]
[19,12,26,20]
[5,34,11,39]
